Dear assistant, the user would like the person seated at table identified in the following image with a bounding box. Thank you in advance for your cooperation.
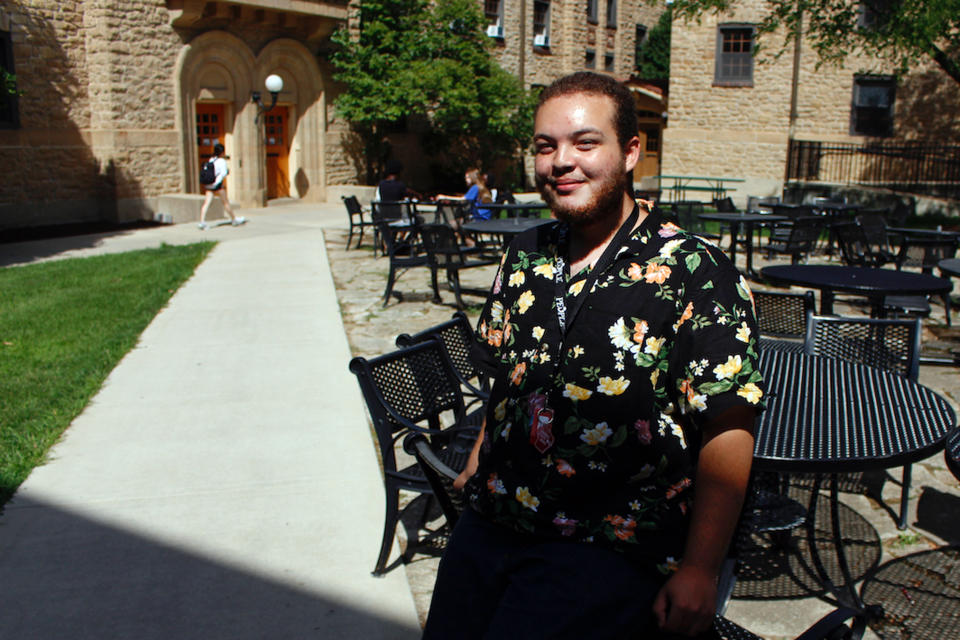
[436,168,493,220]
[375,159,421,202]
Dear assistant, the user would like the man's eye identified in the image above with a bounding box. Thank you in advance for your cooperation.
[535,143,554,154]
[577,140,598,149]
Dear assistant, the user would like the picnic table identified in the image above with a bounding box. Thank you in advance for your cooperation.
[653,174,745,202]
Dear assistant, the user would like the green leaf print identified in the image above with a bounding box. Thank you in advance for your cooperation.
[698,380,735,395]
[685,252,702,273]
[610,424,628,447]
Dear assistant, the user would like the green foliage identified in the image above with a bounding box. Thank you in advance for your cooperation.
[0,242,215,508]
[331,0,535,183]
[665,0,960,85]
[2,67,18,96]
[636,8,672,79]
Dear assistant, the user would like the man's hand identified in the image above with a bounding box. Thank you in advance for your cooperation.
[651,565,717,636]
[453,424,485,490]
[452,463,476,490]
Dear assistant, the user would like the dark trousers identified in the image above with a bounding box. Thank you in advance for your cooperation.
[423,508,688,639]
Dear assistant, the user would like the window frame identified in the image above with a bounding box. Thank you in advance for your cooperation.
[634,24,648,70]
[604,52,615,72]
[484,0,504,39]
[533,0,551,49]
[714,23,755,87]
[0,30,19,129]
[606,0,617,29]
[587,0,598,25]
[850,74,896,137]
[585,48,596,69]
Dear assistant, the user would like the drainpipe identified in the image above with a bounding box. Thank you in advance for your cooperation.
[518,0,527,84]
[788,5,803,139]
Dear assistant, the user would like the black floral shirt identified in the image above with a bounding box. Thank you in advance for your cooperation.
[468,209,765,573]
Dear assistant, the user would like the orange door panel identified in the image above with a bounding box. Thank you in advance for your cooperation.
[265,107,290,199]
[196,103,226,187]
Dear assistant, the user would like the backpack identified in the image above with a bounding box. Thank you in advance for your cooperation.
[199,159,216,185]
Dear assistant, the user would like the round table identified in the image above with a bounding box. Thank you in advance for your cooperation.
[757,349,956,637]
[761,264,952,315]
[482,202,548,218]
[699,212,786,277]
[463,218,555,251]
[938,257,960,279]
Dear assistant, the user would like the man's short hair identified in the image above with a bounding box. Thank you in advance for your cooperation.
[213,142,225,155]
[536,72,638,150]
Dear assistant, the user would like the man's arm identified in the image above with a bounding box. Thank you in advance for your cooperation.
[652,405,755,636]
[453,420,485,490]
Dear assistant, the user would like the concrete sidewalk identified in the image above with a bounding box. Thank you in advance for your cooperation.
[0,203,421,638]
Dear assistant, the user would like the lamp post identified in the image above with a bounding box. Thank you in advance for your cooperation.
[252,74,283,124]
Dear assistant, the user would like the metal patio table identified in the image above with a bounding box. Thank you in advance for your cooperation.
[482,202,548,218]
[756,349,956,639]
[938,257,960,280]
[462,217,554,250]
[699,212,786,277]
[761,264,952,316]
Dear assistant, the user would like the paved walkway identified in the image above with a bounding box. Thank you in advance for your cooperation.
[0,203,421,639]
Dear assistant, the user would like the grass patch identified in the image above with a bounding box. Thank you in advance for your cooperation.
[0,242,215,507]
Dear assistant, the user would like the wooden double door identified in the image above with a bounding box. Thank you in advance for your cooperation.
[265,106,290,199]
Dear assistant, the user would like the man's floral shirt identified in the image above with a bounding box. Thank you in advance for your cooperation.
[468,210,765,572]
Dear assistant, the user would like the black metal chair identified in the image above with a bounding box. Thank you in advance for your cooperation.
[946,426,960,482]
[894,235,957,325]
[395,311,491,410]
[342,195,375,250]
[804,312,923,529]
[834,222,895,268]
[375,216,438,307]
[713,196,739,213]
[855,209,896,257]
[767,204,816,246]
[671,200,721,242]
[766,216,823,264]
[349,340,481,576]
[754,290,815,353]
[418,223,498,309]
[371,200,415,258]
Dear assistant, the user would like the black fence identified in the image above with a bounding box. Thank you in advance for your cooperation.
[786,139,960,200]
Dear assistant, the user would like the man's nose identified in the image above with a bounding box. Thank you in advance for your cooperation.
[552,143,575,173]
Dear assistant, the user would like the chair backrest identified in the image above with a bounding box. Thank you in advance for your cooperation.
[342,195,363,216]
[804,312,921,380]
[772,204,816,220]
[396,311,490,397]
[833,222,875,267]
[714,196,738,213]
[403,432,471,528]
[349,341,467,471]
[746,195,779,214]
[856,210,892,248]
[671,201,706,231]
[785,216,822,254]
[753,290,815,339]
[896,236,959,274]
[371,200,412,224]
[419,223,464,267]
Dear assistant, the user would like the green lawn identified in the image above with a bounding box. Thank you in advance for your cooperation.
[0,242,215,508]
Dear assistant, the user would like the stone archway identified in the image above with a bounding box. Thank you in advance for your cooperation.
[175,31,260,206]
[256,39,326,202]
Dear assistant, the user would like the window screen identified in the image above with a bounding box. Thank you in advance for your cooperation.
[851,75,895,136]
[715,25,754,86]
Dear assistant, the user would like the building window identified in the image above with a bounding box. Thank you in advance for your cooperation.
[533,0,550,48]
[0,30,18,129]
[714,24,754,86]
[587,0,598,24]
[851,74,896,137]
[857,0,892,30]
[604,53,615,72]
[634,24,648,69]
[585,49,596,69]
[606,0,617,28]
[484,0,504,38]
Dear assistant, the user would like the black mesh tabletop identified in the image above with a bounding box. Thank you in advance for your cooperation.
[755,350,956,473]
[946,424,960,481]
[761,265,952,298]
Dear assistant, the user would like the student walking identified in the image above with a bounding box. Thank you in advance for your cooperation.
[198,143,246,230]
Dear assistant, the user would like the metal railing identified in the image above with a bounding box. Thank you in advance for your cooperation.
[786,139,960,200]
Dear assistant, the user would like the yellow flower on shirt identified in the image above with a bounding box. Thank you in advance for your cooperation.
[580,422,613,446]
[517,290,536,314]
[737,383,764,404]
[494,398,508,421]
[516,486,540,511]
[532,326,545,341]
[597,376,630,396]
[563,383,593,401]
[735,322,751,343]
[509,271,526,287]
[568,280,587,296]
[645,336,665,356]
[533,263,555,279]
[713,355,743,380]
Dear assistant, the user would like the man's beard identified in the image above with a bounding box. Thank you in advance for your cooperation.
[536,167,630,227]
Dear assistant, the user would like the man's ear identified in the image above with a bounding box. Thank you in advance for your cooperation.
[623,135,641,174]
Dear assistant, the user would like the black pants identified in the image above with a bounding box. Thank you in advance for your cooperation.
[423,508,703,639]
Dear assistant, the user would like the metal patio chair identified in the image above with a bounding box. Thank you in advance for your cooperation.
[754,289,815,353]
[349,340,481,576]
[418,223,498,310]
[342,195,375,250]
[804,312,923,529]
[766,216,823,264]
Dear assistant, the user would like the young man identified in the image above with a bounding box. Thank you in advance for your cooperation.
[198,143,245,230]
[422,72,764,638]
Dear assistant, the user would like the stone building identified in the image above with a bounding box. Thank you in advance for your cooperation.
[660,0,960,205]
[0,0,672,230]
[0,0,354,228]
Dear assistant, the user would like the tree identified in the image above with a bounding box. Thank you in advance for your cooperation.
[666,0,960,86]
[636,7,671,80]
[330,0,534,186]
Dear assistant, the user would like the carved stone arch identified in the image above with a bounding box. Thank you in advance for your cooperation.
[175,31,262,206]
[256,39,327,201]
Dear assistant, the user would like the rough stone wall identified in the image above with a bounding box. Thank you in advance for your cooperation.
[663,0,960,193]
